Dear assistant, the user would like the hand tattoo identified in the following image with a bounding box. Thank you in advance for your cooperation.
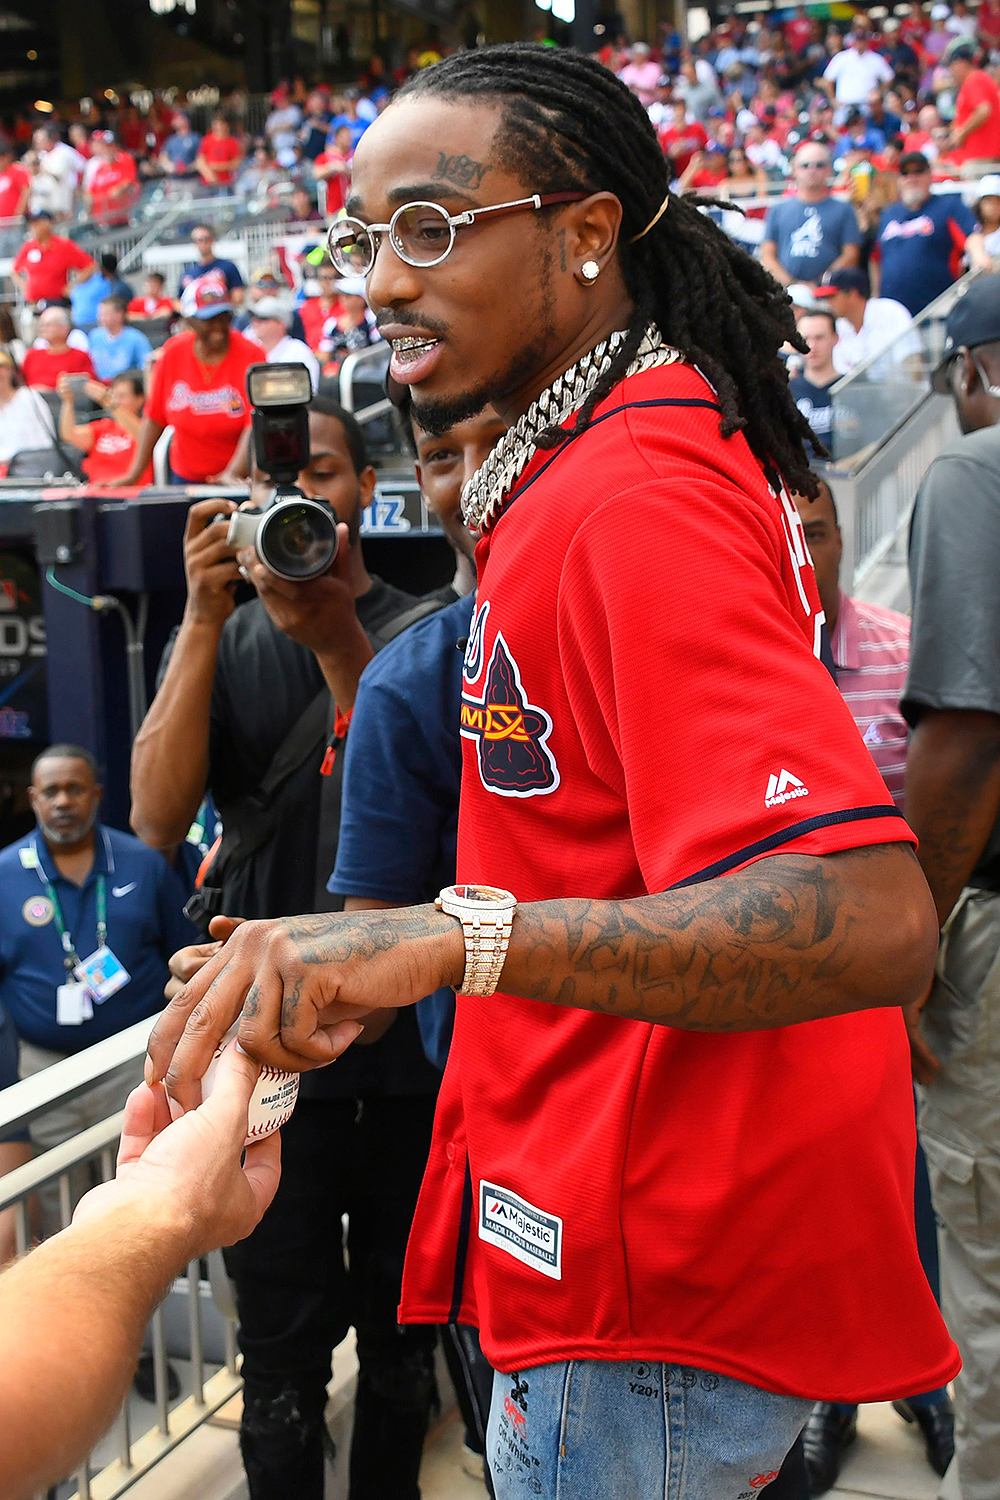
[433,152,493,191]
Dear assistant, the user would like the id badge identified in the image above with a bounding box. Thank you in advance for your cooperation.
[74,945,130,1003]
[57,982,93,1026]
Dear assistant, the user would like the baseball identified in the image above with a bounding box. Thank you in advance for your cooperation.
[166,1027,300,1146]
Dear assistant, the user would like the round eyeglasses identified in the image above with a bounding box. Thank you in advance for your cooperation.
[326,192,588,277]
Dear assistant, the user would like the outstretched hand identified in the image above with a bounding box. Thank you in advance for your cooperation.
[74,1042,281,1261]
[146,906,464,1111]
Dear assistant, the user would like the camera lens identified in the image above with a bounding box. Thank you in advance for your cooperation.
[257,499,338,580]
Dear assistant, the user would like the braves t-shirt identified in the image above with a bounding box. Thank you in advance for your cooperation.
[82,418,151,485]
[146,329,257,481]
[399,360,958,1402]
[877,194,975,315]
[87,152,137,221]
[763,197,862,282]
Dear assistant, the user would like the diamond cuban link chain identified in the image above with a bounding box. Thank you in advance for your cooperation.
[460,323,682,532]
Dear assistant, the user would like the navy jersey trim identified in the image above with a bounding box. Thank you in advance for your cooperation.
[669,804,909,890]
[448,1157,474,1324]
[497,397,724,522]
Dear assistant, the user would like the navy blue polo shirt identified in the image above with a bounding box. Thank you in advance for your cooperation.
[330,593,473,1069]
[877,194,976,316]
[0,1003,26,1142]
[0,825,197,1053]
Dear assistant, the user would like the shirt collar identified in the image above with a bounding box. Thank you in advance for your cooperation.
[31,823,113,883]
[830,588,860,670]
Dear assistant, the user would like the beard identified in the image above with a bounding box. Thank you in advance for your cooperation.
[40,809,96,847]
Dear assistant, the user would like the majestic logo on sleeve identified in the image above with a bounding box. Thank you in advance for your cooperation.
[461,632,560,798]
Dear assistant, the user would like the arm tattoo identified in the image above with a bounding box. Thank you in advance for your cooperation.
[432,152,493,190]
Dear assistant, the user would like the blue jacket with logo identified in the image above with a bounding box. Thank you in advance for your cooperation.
[0,824,196,1052]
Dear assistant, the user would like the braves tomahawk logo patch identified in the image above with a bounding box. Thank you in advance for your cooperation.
[461,631,560,798]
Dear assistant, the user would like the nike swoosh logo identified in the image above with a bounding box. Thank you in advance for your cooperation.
[112,882,137,898]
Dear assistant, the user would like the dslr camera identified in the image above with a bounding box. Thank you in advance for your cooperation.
[226,363,338,581]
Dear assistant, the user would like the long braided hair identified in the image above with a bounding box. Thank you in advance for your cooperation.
[399,44,820,497]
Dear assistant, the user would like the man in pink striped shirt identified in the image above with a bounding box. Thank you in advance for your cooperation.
[794,480,910,806]
[793,478,955,1494]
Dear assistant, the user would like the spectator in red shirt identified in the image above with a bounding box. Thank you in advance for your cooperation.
[677,144,728,192]
[118,275,257,486]
[57,370,152,485]
[657,99,708,177]
[978,0,1000,50]
[84,132,138,227]
[195,114,244,191]
[0,143,30,223]
[943,36,1000,167]
[128,272,174,321]
[314,125,354,216]
[22,306,94,389]
[12,211,96,308]
[68,123,92,161]
[300,262,343,352]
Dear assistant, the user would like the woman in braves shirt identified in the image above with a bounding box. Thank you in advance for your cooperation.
[56,371,152,485]
[151,46,957,1500]
[116,276,258,486]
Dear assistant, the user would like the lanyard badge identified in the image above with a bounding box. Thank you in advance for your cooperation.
[34,844,131,1009]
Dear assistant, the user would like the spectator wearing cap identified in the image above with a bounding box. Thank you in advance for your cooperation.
[943,36,1000,170]
[178,225,244,306]
[233,267,308,344]
[12,211,96,311]
[974,173,1000,258]
[318,276,378,373]
[195,114,243,192]
[248,297,320,391]
[21,307,94,390]
[618,43,663,109]
[117,276,258,486]
[904,271,1000,1500]
[760,143,861,287]
[87,296,152,384]
[821,30,893,107]
[83,132,137,227]
[158,113,201,178]
[876,151,989,315]
[815,267,918,378]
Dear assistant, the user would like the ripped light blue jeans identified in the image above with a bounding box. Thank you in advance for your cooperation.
[486,1360,812,1500]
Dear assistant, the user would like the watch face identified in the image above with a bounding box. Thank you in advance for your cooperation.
[453,884,509,905]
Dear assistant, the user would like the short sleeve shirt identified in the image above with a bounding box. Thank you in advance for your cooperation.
[953,68,1000,163]
[199,134,242,184]
[0,163,29,218]
[902,423,1000,886]
[399,360,957,1404]
[146,328,257,481]
[763,197,861,282]
[82,418,151,486]
[13,235,92,304]
[877,195,976,315]
[178,257,245,296]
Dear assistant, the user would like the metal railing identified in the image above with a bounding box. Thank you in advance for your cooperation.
[0,1018,241,1500]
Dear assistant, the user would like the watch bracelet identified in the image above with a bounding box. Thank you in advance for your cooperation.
[459,912,514,996]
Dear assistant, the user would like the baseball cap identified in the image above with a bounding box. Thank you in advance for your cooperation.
[787,283,824,312]
[91,129,116,144]
[978,173,1000,200]
[251,267,283,287]
[931,2,950,16]
[899,150,931,174]
[844,129,881,153]
[820,267,870,296]
[180,274,232,320]
[943,34,978,63]
[27,208,53,221]
[249,296,290,324]
[932,273,1000,392]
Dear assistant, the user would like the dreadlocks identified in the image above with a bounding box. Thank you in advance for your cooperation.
[399,43,821,497]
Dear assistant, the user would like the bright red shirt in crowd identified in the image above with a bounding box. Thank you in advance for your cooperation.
[979,0,1000,47]
[657,120,707,175]
[82,419,152,485]
[0,161,30,219]
[22,345,94,389]
[953,68,1000,163]
[785,15,813,52]
[315,148,353,216]
[198,134,242,186]
[87,152,137,220]
[127,295,174,318]
[300,295,343,352]
[399,360,959,1401]
[13,234,92,303]
[146,328,257,482]
[687,162,727,189]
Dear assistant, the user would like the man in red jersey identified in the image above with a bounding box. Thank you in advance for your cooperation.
[12,210,95,309]
[148,45,957,1500]
[84,131,138,227]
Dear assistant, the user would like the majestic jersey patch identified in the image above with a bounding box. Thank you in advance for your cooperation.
[479,1180,563,1280]
[461,631,560,798]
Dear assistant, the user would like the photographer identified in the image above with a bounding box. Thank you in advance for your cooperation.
[130,392,442,1500]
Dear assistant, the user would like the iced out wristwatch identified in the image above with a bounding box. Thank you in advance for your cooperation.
[435,884,518,997]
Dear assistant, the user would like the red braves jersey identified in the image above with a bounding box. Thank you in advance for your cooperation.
[399,360,958,1401]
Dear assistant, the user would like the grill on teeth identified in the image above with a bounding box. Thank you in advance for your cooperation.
[393,336,437,351]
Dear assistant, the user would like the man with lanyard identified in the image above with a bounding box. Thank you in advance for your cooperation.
[0,744,194,1235]
[903,273,1000,1500]
[150,46,957,1499]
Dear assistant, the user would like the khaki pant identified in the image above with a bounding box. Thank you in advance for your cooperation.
[918,887,1000,1500]
[18,1038,144,1240]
